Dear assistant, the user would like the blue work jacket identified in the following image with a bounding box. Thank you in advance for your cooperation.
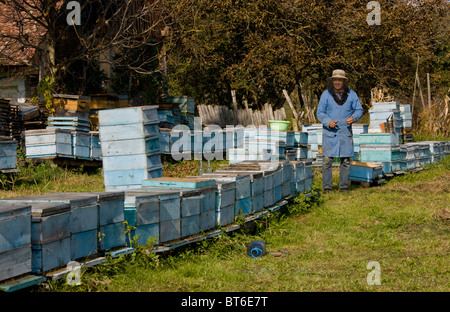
[316,89,363,157]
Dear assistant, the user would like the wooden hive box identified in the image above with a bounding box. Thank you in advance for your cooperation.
[89,131,102,160]
[359,133,400,147]
[141,184,218,233]
[53,94,90,112]
[185,177,236,226]
[98,105,159,126]
[24,128,73,158]
[99,120,159,142]
[0,203,32,282]
[89,94,118,110]
[199,173,251,216]
[360,144,402,162]
[214,169,265,212]
[126,188,181,243]
[0,138,17,170]
[29,202,71,274]
[71,131,91,159]
[0,193,99,261]
[56,192,125,252]
[349,161,384,182]
[124,191,160,246]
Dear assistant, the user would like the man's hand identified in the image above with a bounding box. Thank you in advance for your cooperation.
[346,117,354,124]
[329,120,337,128]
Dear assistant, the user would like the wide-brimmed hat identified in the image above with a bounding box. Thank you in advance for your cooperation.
[330,69,348,80]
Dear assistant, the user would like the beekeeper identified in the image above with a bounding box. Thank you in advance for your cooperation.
[316,69,364,193]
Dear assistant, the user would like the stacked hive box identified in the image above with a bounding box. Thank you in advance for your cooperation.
[89,131,101,160]
[417,141,442,164]
[71,130,91,160]
[25,128,73,158]
[123,191,161,246]
[0,194,101,263]
[292,132,309,161]
[214,166,266,213]
[98,106,162,191]
[30,203,71,273]
[399,144,417,171]
[302,124,322,160]
[47,117,91,160]
[190,173,252,217]
[411,143,431,167]
[0,203,32,282]
[352,124,369,155]
[369,101,402,134]
[0,99,10,137]
[141,178,218,234]
[399,104,413,143]
[165,96,195,129]
[0,137,17,170]
[181,177,236,227]
[58,192,126,254]
[47,116,90,132]
[359,133,402,174]
[290,160,314,193]
[228,128,286,163]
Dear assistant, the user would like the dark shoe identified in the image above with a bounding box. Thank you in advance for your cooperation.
[339,188,349,193]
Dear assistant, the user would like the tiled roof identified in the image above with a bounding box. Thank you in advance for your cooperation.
[0,1,57,66]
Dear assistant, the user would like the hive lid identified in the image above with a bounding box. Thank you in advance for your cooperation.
[141,177,216,189]
[0,193,97,208]
[0,203,32,220]
[29,202,71,218]
[58,191,124,202]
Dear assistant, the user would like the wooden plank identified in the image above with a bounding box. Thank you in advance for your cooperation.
[0,274,45,292]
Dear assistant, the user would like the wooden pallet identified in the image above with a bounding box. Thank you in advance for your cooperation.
[0,274,46,292]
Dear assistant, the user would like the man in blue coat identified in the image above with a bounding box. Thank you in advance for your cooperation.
[317,69,363,193]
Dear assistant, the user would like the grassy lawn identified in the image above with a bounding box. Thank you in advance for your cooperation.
[36,156,449,292]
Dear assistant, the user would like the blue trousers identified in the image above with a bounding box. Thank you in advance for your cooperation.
[322,156,351,190]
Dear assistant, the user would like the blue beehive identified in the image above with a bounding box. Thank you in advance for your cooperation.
[0,203,32,282]
[0,138,17,170]
[349,162,383,182]
[99,106,162,191]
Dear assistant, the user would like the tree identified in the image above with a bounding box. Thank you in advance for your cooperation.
[166,0,449,110]
[0,0,176,100]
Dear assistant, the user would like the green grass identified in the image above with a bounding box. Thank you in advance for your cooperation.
[39,156,450,292]
[0,149,104,198]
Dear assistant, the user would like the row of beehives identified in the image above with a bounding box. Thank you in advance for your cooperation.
[24,128,101,161]
[0,192,125,281]
[357,133,450,174]
[0,160,314,283]
[368,102,413,143]
[301,123,369,163]
[159,127,314,164]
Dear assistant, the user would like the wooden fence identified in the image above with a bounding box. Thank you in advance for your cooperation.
[197,103,287,127]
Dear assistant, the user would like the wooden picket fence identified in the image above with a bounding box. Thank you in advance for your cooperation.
[197,103,287,127]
